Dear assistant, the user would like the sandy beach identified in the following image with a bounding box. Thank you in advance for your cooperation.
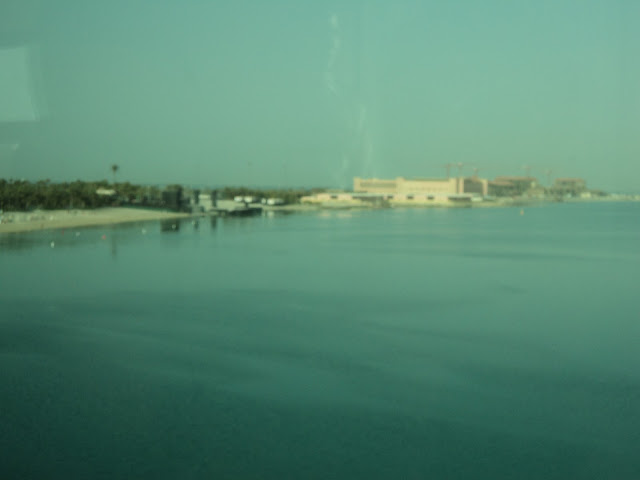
[0,208,192,234]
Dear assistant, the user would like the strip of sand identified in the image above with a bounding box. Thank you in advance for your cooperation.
[0,208,191,234]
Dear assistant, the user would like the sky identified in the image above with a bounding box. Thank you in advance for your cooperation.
[0,0,638,191]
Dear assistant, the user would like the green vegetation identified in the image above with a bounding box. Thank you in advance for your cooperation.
[0,179,324,212]
[0,179,161,211]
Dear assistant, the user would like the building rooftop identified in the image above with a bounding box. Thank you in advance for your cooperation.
[407,177,451,182]
[489,180,515,186]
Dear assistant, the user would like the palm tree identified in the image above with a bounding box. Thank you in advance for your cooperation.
[111,164,119,185]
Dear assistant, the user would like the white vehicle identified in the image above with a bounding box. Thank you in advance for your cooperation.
[266,198,285,206]
[234,196,245,203]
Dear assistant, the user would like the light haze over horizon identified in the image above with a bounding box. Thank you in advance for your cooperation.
[1,0,638,192]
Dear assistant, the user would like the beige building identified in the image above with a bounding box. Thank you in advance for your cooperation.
[300,192,472,207]
[301,175,485,207]
[354,176,459,194]
[354,176,488,196]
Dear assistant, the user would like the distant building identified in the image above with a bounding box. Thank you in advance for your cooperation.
[525,186,547,199]
[489,176,538,197]
[552,178,586,197]
[463,177,489,196]
[354,176,487,196]
[193,191,218,211]
[301,192,473,206]
[162,188,183,211]
[488,180,517,197]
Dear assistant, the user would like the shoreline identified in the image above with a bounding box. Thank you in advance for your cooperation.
[2,198,635,234]
[0,208,192,234]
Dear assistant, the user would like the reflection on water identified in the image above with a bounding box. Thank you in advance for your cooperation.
[110,234,117,259]
[0,231,46,252]
[0,214,266,252]
[160,219,181,232]
[1,203,639,479]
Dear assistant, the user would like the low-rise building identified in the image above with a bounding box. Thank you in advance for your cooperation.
[488,180,517,197]
[488,176,538,197]
[161,188,183,211]
[552,178,587,197]
[354,176,488,196]
[463,177,489,196]
[354,176,461,195]
[301,192,473,207]
[197,193,216,211]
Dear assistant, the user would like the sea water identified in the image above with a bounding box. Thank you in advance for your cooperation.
[1,202,639,479]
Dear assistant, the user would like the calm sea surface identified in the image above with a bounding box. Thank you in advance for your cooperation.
[1,202,639,479]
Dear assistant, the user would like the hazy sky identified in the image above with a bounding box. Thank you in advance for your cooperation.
[1,0,638,191]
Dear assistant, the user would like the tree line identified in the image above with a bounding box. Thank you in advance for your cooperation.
[0,179,162,211]
[0,179,324,211]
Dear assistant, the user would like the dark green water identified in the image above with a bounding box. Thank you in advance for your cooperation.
[1,203,639,479]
